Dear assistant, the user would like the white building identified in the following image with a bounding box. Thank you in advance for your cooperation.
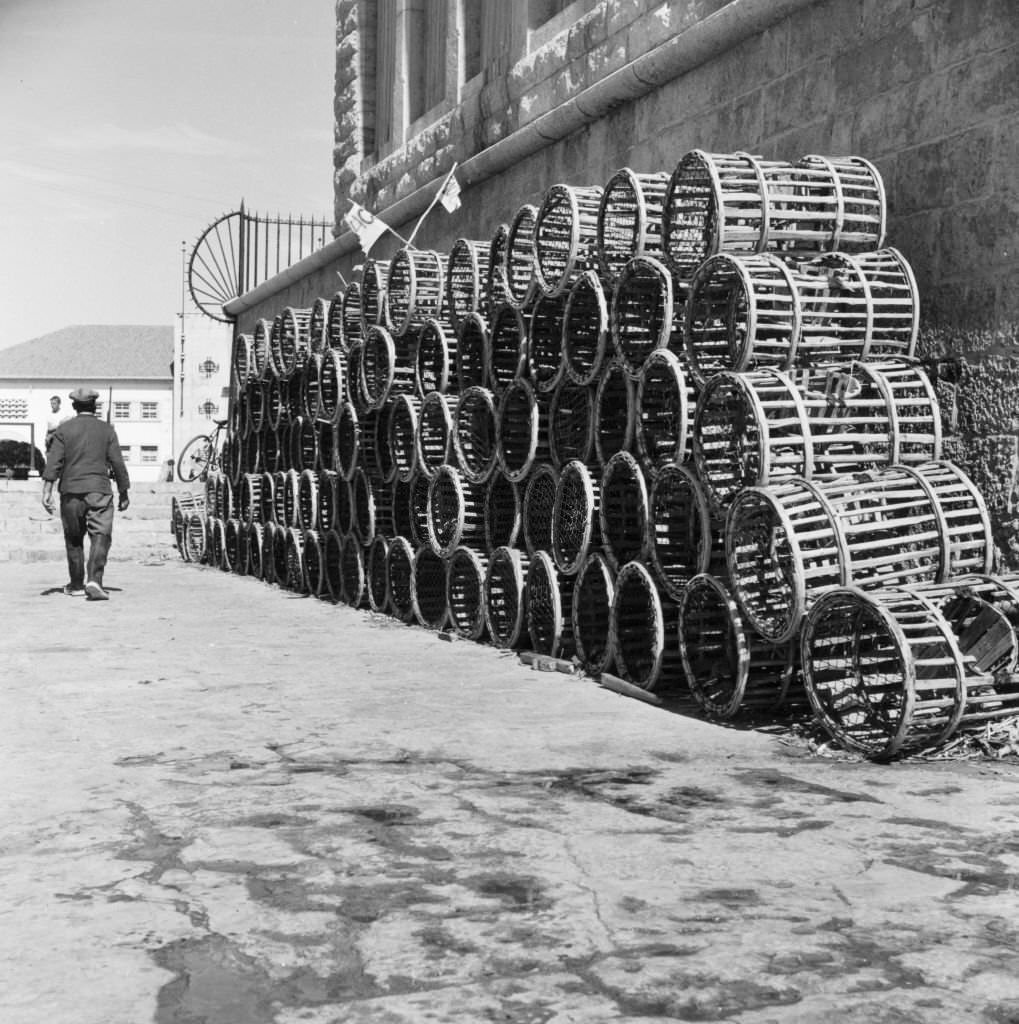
[0,325,174,483]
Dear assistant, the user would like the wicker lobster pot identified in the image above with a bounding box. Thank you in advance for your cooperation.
[335,401,360,481]
[283,526,306,592]
[599,451,650,571]
[256,471,276,524]
[366,535,390,613]
[594,359,636,467]
[297,469,319,531]
[302,529,324,597]
[522,463,559,557]
[285,372,306,431]
[360,405,398,484]
[485,222,513,313]
[288,417,319,473]
[427,464,486,558]
[446,545,489,640]
[693,362,942,509]
[209,517,226,570]
[171,490,205,540]
[257,520,276,580]
[317,470,338,533]
[351,467,378,544]
[647,464,722,601]
[726,462,994,644]
[301,353,322,422]
[497,379,550,483]
[386,247,445,336]
[679,573,801,720]
[318,349,345,426]
[527,292,568,393]
[416,318,454,397]
[388,393,421,482]
[485,470,522,553]
[610,255,681,380]
[801,586,974,759]
[635,349,694,476]
[611,560,685,693]
[272,521,291,584]
[572,551,616,675]
[308,296,330,354]
[261,427,282,475]
[246,382,266,435]
[597,168,670,285]
[550,384,596,470]
[662,150,887,280]
[360,259,391,332]
[276,307,312,380]
[387,536,417,621]
[252,319,272,380]
[417,391,457,478]
[563,270,610,387]
[340,531,367,607]
[318,421,336,474]
[232,333,255,385]
[185,512,208,564]
[270,470,287,525]
[333,280,362,355]
[413,544,449,630]
[534,183,604,297]
[485,546,531,649]
[488,303,528,397]
[408,472,432,548]
[446,238,491,331]
[334,474,354,537]
[454,385,499,484]
[281,468,300,528]
[390,475,415,542]
[265,377,284,433]
[506,204,540,309]
[323,529,343,602]
[551,460,600,576]
[246,522,264,577]
[239,473,262,525]
[230,518,249,574]
[526,550,576,658]
[241,430,261,477]
[456,313,489,393]
[360,325,416,412]
[683,249,919,384]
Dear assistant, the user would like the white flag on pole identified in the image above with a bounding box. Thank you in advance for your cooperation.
[344,201,388,252]
[438,172,461,213]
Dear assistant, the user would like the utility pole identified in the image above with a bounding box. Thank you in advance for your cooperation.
[179,241,186,418]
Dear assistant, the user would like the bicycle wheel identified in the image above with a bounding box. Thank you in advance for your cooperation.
[177,434,214,482]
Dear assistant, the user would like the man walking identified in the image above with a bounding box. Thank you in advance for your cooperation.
[41,387,130,600]
[44,394,70,451]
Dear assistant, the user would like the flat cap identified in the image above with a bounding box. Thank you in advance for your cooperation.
[69,387,100,403]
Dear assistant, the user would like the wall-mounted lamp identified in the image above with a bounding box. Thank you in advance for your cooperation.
[198,400,219,419]
[199,358,220,378]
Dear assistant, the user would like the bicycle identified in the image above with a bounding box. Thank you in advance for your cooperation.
[176,418,229,482]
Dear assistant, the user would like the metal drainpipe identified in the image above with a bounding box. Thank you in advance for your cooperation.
[224,0,822,319]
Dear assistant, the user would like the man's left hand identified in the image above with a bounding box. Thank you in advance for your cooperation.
[42,488,54,515]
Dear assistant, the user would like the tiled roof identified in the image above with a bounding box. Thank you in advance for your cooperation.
[0,325,173,380]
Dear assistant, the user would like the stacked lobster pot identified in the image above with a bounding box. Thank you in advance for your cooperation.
[178,147,1017,760]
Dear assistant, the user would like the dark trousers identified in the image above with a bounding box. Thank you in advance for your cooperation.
[60,492,114,587]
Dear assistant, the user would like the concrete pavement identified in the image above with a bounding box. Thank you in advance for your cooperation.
[2,558,1019,1024]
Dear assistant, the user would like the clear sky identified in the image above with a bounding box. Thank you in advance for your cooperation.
[0,0,336,349]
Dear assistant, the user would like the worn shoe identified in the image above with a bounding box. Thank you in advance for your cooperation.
[85,580,109,601]
[63,585,85,597]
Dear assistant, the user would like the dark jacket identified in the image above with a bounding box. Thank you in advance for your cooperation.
[43,413,130,495]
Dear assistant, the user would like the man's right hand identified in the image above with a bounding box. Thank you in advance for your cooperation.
[118,492,130,511]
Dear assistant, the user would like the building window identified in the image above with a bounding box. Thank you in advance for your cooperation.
[462,0,483,81]
[120,445,131,462]
[141,402,159,421]
[140,445,159,464]
[113,401,131,420]
[407,0,448,123]
[529,0,572,26]
[374,1,397,152]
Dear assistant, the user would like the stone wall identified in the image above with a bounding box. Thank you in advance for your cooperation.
[238,0,1019,561]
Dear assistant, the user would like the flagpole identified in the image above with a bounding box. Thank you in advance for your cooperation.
[405,162,459,249]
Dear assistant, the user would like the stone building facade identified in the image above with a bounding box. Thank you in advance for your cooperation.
[226,0,1019,560]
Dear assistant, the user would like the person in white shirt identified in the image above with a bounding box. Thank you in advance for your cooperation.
[45,395,70,451]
